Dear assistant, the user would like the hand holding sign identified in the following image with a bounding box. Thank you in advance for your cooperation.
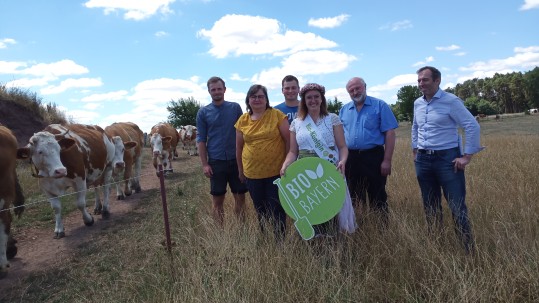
[273,157,346,240]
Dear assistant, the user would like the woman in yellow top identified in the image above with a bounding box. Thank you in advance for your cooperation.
[235,84,290,240]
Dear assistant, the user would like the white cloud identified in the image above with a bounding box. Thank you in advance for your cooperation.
[412,56,435,67]
[282,50,357,75]
[436,44,461,51]
[22,60,89,78]
[515,46,539,52]
[81,90,129,102]
[0,38,16,49]
[520,0,539,10]
[41,77,103,95]
[1,59,88,79]
[155,31,169,37]
[251,50,357,89]
[5,77,52,88]
[308,14,350,29]
[197,14,337,58]
[457,45,539,82]
[83,0,175,21]
[379,20,413,31]
[102,76,247,131]
[83,103,102,110]
[0,61,27,74]
[460,45,539,73]
[370,74,418,94]
[65,109,101,125]
[325,88,350,103]
[230,73,249,81]
[127,77,208,105]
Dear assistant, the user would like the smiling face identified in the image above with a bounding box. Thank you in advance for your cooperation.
[346,77,367,105]
[417,68,441,100]
[282,80,299,103]
[248,88,268,112]
[208,81,226,104]
[304,90,322,112]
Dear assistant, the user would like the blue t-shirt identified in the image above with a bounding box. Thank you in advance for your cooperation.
[339,96,398,150]
[274,102,298,124]
[196,101,243,160]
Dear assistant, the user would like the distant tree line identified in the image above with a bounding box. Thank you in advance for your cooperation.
[391,67,539,122]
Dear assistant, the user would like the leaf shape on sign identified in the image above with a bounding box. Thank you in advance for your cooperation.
[305,169,318,180]
[316,163,324,178]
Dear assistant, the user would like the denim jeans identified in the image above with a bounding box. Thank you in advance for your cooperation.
[245,176,286,239]
[414,147,474,253]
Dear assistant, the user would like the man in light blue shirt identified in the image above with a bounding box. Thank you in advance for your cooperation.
[412,66,484,254]
[274,75,299,124]
[339,77,398,225]
[197,76,247,226]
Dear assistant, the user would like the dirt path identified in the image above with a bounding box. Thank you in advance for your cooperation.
[0,151,196,289]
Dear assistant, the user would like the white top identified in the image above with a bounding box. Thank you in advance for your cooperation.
[290,113,342,150]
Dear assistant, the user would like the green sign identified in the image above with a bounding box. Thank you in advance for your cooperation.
[273,157,346,240]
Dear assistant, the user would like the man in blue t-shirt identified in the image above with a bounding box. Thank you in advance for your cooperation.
[196,76,247,226]
[339,77,398,226]
[274,75,299,124]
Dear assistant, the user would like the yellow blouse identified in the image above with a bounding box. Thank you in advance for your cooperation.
[235,108,287,179]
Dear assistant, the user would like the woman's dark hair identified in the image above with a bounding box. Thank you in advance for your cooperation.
[245,84,270,114]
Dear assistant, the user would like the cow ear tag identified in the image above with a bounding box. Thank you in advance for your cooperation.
[273,157,346,240]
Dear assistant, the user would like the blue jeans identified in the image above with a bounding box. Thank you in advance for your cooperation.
[245,176,286,239]
[415,147,474,253]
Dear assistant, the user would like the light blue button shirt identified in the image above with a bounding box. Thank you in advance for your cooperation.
[411,89,485,155]
[339,96,398,150]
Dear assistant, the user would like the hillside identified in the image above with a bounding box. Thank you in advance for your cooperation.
[0,98,47,147]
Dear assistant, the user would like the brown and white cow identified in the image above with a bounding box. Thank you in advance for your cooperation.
[149,122,178,176]
[179,125,198,156]
[105,122,144,200]
[17,124,119,239]
[0,125,25,279]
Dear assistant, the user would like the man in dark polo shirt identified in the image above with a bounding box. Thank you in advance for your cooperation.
[197,76,247,226]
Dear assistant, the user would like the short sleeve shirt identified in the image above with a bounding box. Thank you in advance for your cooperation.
[290,113,342,150]
[235,108,287,179]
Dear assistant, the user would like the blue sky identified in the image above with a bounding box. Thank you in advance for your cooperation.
[1,0,538,133]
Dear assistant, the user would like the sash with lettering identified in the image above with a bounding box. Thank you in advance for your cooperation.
[301,115,357,233]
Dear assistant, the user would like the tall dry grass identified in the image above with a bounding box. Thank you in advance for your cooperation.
[2,115,538,302]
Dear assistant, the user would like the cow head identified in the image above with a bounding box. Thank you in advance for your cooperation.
[110,136,127,174]
[150,133,172,175]
[16,132,73,178]
[150,134,172,157]
[184,125,196,141]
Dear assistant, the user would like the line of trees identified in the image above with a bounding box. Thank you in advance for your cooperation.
[391,67,539,122]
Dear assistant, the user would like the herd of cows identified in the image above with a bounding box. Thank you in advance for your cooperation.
[0,121,197,279]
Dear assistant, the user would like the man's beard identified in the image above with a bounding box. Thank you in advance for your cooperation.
[353,93,366,105]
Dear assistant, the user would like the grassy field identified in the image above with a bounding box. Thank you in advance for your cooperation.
[2,115,539,302]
